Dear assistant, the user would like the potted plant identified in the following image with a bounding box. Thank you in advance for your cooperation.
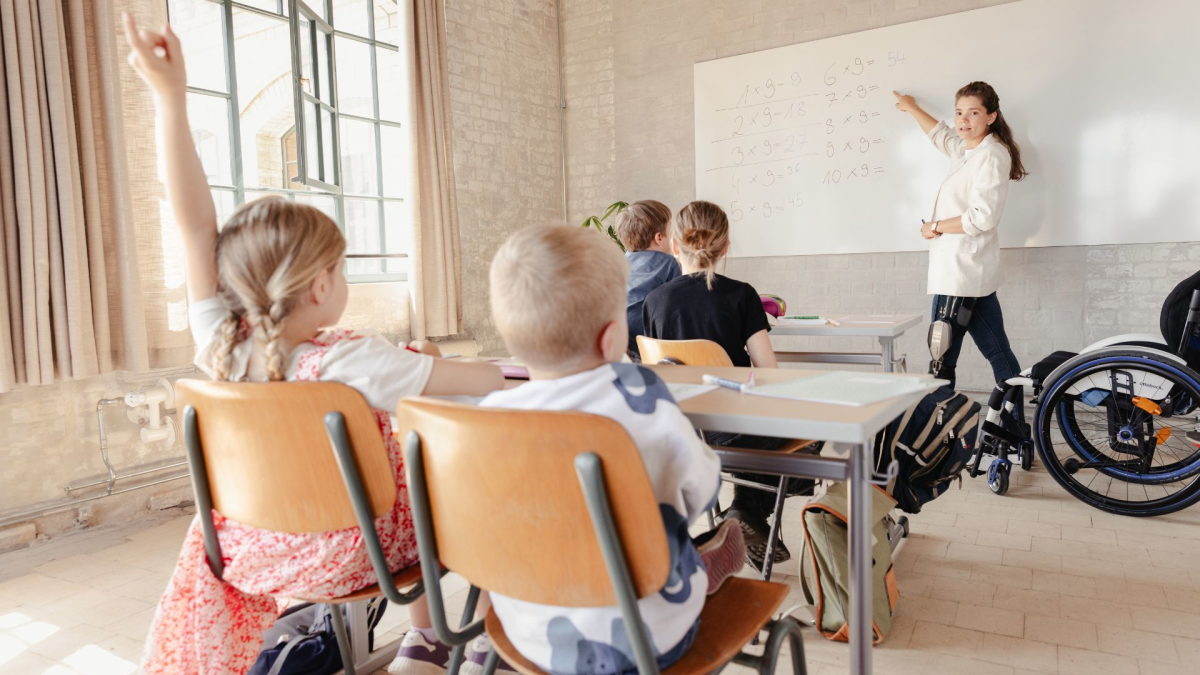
[580,201,629,252]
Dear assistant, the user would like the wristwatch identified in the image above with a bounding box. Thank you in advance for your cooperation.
[931,220,941,234]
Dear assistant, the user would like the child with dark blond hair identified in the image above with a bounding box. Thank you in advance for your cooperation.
[615,200,681,358]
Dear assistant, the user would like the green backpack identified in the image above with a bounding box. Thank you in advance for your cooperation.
[799,482,900,643]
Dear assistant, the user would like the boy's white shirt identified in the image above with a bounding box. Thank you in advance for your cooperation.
[479,363,721,674]
[188,296,433,408]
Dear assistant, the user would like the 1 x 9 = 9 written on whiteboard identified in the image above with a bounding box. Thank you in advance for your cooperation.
[694,0,1200,258]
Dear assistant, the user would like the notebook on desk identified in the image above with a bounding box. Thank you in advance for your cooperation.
[486,358,529,380]
[776,315,833,326]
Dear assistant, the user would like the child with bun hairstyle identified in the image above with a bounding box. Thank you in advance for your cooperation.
[641,200,813,570]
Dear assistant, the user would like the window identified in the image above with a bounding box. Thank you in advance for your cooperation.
[167,0,411,281]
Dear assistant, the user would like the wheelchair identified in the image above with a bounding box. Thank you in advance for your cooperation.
[972,279,1200,517]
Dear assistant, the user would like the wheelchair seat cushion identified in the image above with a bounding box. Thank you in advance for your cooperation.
[1161,268,1200,370]
[1030,351,1078,384]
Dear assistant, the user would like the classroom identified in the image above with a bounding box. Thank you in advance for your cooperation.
[1,0,1199,673]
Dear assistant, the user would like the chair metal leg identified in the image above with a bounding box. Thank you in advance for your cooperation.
[448,586,482,675]
[329,606,357,675]
[760,476,789,582]
[481,647,501,675]
[575,453,662,675]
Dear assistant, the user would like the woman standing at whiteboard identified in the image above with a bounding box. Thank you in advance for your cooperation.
[893,82,1029,392]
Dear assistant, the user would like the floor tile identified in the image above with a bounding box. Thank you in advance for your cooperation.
[1057,645,1139,675]
[1094,625,1179,663]
[1023,614,1098,650]
[953,602,1024,638]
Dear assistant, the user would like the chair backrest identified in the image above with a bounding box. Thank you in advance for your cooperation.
[636,336,734,367]
[177,379,397,533]
[395,397,670,607]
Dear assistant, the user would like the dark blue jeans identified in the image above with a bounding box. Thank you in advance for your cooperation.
[931,292,1022,399]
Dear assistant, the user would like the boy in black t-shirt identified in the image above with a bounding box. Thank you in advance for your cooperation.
[642,201,814,571]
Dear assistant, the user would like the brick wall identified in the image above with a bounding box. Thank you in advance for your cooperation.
[445,0,564,355]
[559,0,1200,391]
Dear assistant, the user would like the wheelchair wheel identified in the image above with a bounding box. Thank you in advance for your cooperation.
[987,459,1010,495]
[1036,349,1200,516]
[1019,439,1035,471]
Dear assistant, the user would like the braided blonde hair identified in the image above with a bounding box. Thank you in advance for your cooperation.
[671,200,730,290]
[208,198,346,381]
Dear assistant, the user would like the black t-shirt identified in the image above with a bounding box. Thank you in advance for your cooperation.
[642,273,770,367]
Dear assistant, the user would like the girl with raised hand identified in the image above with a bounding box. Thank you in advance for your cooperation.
[123,14,503,674]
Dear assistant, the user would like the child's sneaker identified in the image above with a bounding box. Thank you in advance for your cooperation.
[387,627,452,675]
[719,507,790,571]
[694,518,745,594]
[459,634,516,675]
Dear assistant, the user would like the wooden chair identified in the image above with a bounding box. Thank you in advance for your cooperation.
[177,380,429,675]
[635,336,820,581]
[636,336,736,368]
[395,397,807,675]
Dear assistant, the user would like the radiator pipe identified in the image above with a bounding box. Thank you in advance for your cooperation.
[0,470,191,530]
[65,459,189,494]
[96,398,123,495]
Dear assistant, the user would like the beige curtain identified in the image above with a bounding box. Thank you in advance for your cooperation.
[407,0,463,339]
[0,0,150,392]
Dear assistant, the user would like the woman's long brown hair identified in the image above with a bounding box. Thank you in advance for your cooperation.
[956,81,1028,181]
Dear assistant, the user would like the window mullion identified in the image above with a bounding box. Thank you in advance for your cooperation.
[370,15,386,276]
[222,0,245,205]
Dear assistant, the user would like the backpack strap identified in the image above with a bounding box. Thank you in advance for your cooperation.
[885,405,917,493]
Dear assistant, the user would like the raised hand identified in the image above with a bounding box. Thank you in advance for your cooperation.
[123,13,187,103]
[893,91,917,113]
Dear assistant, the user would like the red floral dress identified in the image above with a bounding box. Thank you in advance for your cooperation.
[142,331,420,674]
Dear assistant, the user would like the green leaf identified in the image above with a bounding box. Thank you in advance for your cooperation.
[601,201,629,222]
[606,225,626,252]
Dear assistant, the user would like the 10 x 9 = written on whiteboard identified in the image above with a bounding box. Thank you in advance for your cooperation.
[694,0,1200,258]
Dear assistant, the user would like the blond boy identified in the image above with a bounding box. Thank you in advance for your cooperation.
[479,226,722,675]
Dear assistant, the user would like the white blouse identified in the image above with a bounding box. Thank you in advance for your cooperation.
[925,121,1012,297]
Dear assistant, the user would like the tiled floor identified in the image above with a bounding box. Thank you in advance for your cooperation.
[2,459,1199,675]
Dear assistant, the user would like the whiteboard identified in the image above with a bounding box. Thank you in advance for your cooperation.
[694,0,1200,258]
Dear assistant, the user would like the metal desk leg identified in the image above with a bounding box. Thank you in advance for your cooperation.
[849,442,873,675]
[880,337,894,373]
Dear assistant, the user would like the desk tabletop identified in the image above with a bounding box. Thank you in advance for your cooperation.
[648,364,938,445]
[769,313,923,338]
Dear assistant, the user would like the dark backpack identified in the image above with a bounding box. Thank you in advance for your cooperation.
[248,599,387,675]
[1161,268,1200,370]
[874,385,980,514]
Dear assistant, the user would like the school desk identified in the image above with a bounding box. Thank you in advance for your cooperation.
[646,364,939,675]
[770,313,923,373]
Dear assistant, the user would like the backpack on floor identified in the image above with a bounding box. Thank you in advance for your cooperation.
[874,384,980,514]
[799,482,899,643]
[248,599,387,675]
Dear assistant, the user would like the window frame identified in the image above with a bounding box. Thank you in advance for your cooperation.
[170,0,409,283]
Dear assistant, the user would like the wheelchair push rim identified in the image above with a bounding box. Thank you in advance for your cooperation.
[1035,350,1200,516]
